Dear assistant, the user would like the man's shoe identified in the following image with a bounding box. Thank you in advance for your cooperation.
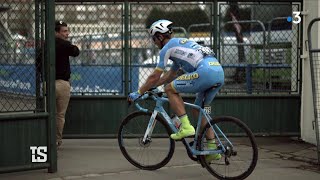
[170,124,195,140]
[205,141,221,163]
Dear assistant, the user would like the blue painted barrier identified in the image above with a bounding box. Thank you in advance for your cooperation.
[0,65,139,95]
[0,63,290,95]
[0,65,36,95]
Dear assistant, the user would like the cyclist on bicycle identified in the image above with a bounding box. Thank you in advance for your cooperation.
[128,19,224,161]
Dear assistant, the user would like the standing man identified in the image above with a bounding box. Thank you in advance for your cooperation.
[55,20,79,149]
[128,20,224,162]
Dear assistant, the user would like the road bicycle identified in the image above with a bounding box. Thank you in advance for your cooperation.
[118,88,258,180]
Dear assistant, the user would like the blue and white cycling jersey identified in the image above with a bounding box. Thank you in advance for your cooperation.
[156,38,216,73]
[157,38,224,106]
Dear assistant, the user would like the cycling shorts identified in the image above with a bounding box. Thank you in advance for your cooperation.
[171,56,224,106]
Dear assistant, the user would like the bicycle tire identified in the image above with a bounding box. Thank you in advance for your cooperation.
[198,116,258,180]
[118,111,175,170]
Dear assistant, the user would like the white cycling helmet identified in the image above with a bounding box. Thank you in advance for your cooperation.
[148,19,173,36]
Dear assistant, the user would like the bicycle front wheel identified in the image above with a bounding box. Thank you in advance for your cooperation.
[118,111,175,170]
[198,116,258,180]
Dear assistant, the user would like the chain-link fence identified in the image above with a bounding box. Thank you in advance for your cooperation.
[219,2,300,94]
[129,2,214,92]
[0,0,57,173]
[130,2,301,94]
[0,1,302,113]
[59,2,125,95]
[308,17,320,165]
[0,0,44,112]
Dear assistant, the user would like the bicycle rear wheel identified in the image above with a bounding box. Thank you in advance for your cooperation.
[198,116,258,180]
[118,111,175,170]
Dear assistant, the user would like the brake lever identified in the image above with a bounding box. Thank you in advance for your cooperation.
[127,92,145,107]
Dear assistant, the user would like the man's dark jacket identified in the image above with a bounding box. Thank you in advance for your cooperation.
[55,37,79,81]
[36,38,80,81]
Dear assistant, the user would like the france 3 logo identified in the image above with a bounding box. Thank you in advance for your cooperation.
[287,11,302,24]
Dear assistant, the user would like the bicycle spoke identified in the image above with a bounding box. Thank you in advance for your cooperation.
[118,112,175,170]
[198,116,258,180]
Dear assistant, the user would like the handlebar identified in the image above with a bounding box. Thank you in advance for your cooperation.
[129,88,164,112]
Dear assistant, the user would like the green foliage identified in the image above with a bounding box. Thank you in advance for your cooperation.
[145,7,210,32]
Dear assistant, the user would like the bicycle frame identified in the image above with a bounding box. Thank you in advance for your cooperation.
[135,93,233,156]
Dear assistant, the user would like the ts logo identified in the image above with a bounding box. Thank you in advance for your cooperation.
[30,146,47,163]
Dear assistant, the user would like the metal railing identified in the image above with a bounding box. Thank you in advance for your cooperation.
[307,17,320,165]
[220,20,266,93]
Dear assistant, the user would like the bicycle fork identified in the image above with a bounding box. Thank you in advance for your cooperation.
[142,110,158,143]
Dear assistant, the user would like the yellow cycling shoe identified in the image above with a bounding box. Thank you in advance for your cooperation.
[205,141,222,162]
[170,124,195,140]
[205,153,222,163]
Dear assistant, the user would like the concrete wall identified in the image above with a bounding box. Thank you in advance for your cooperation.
[301,0,320,145]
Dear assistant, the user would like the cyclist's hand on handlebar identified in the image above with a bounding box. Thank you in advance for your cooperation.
[128,91,141,102]
[147,87,160,93]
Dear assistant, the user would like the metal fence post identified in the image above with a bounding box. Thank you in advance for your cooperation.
[124,1,130,95]
[46,0,57,173]
[35,0,43,112]
[246,64,253,94]
[213,0,218,55]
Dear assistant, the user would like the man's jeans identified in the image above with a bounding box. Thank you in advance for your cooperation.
[56,80,71,147]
